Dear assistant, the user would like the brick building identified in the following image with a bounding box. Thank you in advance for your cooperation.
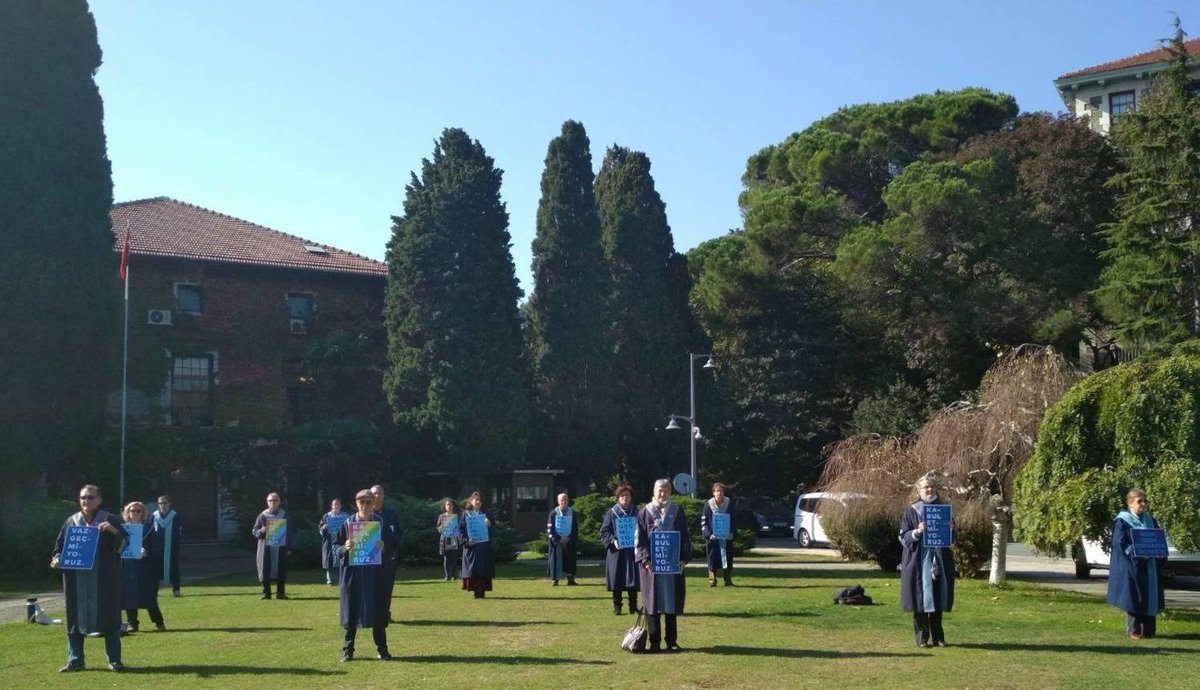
[110,197,387,537]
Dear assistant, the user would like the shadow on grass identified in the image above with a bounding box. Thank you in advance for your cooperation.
[127,664,343,676]
[398,619,565,627]
[688,611,813,619]
[1157,632,1200,640]
[694,645,928,659]
[275,596,339,601]
[955,642,1200,655]
[486,595,606,601]
[732,583,828,590]
[392,654,611,666]
[166,626,313,633]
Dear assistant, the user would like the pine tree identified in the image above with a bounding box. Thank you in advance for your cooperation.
[0,0,116,499]
[1098,22,1200,345]
[596,146,703,488]
[524,121,617,484]
[384,129,530,480]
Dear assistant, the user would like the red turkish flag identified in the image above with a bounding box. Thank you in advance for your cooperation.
[119,226,131,282]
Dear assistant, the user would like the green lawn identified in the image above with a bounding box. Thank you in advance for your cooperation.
[2,561,1197,688]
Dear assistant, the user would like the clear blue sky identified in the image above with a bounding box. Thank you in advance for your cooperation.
[91,0,1190,294]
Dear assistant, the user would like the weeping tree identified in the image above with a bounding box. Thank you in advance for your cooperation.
[820,346,1081,582]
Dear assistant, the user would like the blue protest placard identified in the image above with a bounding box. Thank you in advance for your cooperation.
[466,513,489,543]
[326,515,348,540]
[348,521,382,565]
[121,523,144,560]
[60,525,100,570]
[1131,527,1169,558]
[554,512,573,537]
[441,515,459,537]
[615,516,636,549]
[265,517,288,547]
[713,512,732,540]
[651,531,681,575]
[922,504,953,548]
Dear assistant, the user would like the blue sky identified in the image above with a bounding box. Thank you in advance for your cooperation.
[91,1,1190,294]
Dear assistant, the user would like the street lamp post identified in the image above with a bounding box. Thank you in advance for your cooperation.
[666,352,714,497]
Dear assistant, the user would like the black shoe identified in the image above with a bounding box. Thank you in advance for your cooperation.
[665,644,683,653]
[646,645,661,654]
[933,640,947,647]
[614,607,622,615]
[260,593,271,600]
[275,594,289,600]
[109,661,126,672]
[551,580,559,586]
[129,621,139,633]
[724,580,734,587]
[173,589,181,598]
[58,662,84,673]
[156,623,167,632]
[567,578,578,586]
[341,652,353,663]
[377,652,392,661]
[916,641,928,648]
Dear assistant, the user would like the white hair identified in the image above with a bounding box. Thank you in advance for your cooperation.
[654,479,671,493]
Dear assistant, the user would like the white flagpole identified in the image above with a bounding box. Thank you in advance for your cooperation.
[120,244,130,507]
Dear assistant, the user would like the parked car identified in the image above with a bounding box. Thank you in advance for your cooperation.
[728,496,792,537]
[793,492,868,548]
[1073,535,1200,579]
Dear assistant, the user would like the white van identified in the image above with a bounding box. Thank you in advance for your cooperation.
[792,492,868,548]
[1073,536,1200,579]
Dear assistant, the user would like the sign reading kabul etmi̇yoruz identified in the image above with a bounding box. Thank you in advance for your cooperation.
[712,512,732,540]
[120,523,144,560]
[466,513,489,543]
[650,531,681,575]
[1131,527,1169,558]
[554,512,573,537]
[348,521,383,566]
[922,504,953,548]
[265,517,288,547]
[615,516,637,549]
[60,525,100,570]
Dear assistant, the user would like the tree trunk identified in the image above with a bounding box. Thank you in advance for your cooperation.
[988,516,1009,587]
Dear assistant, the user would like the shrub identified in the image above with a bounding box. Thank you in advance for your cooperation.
[822,497,904,572]
[1,499,76,580]
[949,498,993,578]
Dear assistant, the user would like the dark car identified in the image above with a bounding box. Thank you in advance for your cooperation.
[730,496,792,537]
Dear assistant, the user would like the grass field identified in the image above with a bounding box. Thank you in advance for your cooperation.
[2,560,1198,689]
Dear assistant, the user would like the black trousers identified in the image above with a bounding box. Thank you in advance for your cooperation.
[611,589,638,611]
[261,577,286,595]
[1126,613,1157,637]
[646,613,677,648]
[442,551,460,580]
[125,604,164,627]
[912,611,944,645]
[343,625,388,655]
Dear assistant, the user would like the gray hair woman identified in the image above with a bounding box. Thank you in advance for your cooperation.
[634,479,692,653]
[898,475,956,647]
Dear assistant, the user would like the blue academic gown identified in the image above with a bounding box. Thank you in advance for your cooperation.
[120,523,162,609]
[899,501,955,613]
[600,504,639,592]
[319,510,348,570]
[1106,512,1166,617]
[547,506,578,580]
[151,508,181,589]
[459,510,494,587]
[635,501,691,615]
[701,498,733,572]
[54,510,128,635]
[335,514,396,629]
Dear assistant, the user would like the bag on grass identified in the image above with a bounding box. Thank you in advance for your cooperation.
[621,607,648,652]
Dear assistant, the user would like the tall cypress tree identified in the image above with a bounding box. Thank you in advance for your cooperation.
[0,0,116,501]
[525,121,617,485]
[384,129,529,480]
[596,146,703,488]
[1098,23,1200,345]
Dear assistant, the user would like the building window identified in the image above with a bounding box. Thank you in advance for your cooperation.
[286,293,315,321]
[1110,90,1136,117]
[171,355,213,427]
[514,484,549,513]
[1087,96,1102,110]
[176,284,202,314]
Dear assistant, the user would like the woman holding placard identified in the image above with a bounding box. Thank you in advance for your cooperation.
[120,501,166,633]
[335,489,396,661]
[458,491,494,599]
[547,492,579,586]
[899,475,956,648]
[600,484,639,614]
[634,478,692,653]
[251,492,291,599]
[436,498,461,581]
[319,499,348,586]
[701,482,735,587]
[1107,488,1166,640]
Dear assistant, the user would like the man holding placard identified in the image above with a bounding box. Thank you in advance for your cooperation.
[1107,488,1167,640]
[600,484,640,614]
[319,499,348,586]
[252,492,291,599]
[51,484,129,672]
[635,479,692,653]
[701,482,735,587]
[547,492,579,586]
[899,475,956,648]
[335,489,396,661]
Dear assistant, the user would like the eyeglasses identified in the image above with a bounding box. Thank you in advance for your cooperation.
[1133,499,1147,504]
[267,498,280,502]
[79,496,97,501]
[157,501,170,505]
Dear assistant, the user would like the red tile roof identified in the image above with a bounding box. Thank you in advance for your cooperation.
[1059,37,1200,79]
[110,197,386,277]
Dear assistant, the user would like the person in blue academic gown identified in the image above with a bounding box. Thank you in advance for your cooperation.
[1107,488,1167,639]
[252,492,292,599]
[336,489,397,661]
[319,499,348,586]
[547,492,579,586]
[899,475,956,648]
[371,484,402,620]
[151,495,182,597]
[635,479,691,653]
[701,482,735,587]
[458,491,494,599]
[120,501,166,632]
[51,484,129,672]
[600,484,639,614]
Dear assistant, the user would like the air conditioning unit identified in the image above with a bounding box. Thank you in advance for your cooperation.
[288,318,308,335]
[147,309,173,326]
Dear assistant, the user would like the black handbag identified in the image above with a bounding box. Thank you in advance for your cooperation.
[621,607,648,652]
